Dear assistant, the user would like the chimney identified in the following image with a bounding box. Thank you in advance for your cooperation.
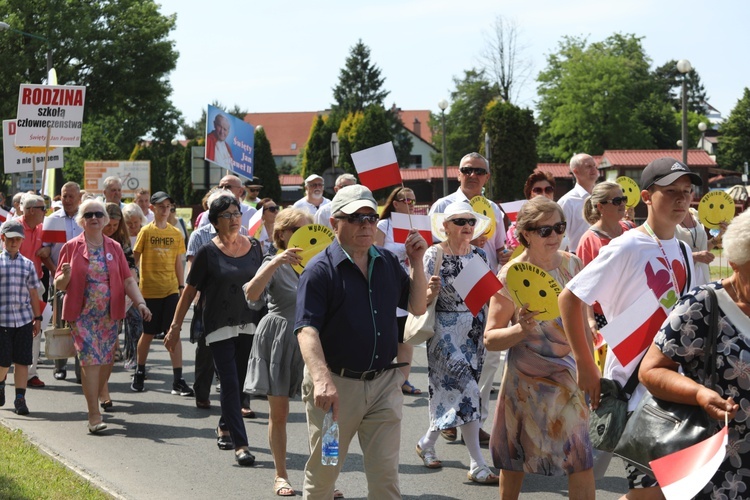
[413,118,421,138]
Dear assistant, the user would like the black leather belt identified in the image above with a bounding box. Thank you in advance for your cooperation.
[330,363,407,381]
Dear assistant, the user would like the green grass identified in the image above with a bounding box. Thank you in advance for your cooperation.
[0,424,112,500]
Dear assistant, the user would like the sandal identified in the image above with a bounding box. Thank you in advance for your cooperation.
[401,380,422,395]
[440,427,457,442]
[333,488,344,499]
[274,476,295,496]
[215,427,234,450]
[100,400,113,412]
[415,444,442,469]
[467,464,499,484]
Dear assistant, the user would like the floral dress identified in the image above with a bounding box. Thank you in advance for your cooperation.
[70,247,118,366]
[491,252,593,476]
[655,282,750,499]
[423,245,487,430]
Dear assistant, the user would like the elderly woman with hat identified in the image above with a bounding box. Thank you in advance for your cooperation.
[416,200,498,484]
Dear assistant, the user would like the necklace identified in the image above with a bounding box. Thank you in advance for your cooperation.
[85,236,103,248]
[220,237,242,258]
[730,278,746,304]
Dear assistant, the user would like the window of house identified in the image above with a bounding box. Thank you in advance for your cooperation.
[410,154,422,169]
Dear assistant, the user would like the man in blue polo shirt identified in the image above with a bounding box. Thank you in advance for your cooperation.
[295,184,428,499]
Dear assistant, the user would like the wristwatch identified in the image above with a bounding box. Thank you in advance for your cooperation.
[34,315,43,321]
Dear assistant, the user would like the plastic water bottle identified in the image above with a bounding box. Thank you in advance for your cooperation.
[321,408,339,466]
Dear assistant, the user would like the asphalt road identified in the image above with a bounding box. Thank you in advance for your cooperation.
[0,309,629,499]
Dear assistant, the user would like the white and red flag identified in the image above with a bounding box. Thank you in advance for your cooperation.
[651,426,728,500]
[600,292,667,369]
[452,255,502,316]
[391,213,431,244]
[41,216,67,244]
[0,207,10,223]
[246,207,263,237]
[500,200,526,223]
[350,142,402,191]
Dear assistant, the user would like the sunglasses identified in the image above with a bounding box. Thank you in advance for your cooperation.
[170,207,176,213]
[217,211,242,220]
[28,205,46,211]
[335,213,379,225]
[449,218,477,227]
[459,167,487,176]
[287,226,305,234]
[531,186,555,195]
[265,206,280,213]
[528,221,567,238]
[83,211,105,219]
[601,196,628,206]
[396,198,416,205]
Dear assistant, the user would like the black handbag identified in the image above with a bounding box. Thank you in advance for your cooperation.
[588,369,640,452]
[613,286,719,475]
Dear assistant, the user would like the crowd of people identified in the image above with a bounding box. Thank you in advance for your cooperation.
[0,154,746,500]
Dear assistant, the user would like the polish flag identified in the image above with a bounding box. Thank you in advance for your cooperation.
[651,426,728,500]
[41,217,67,243]
[247,207,264,237]
[0,207,10,223]
[500,200,526,222]
[452,255,502,316]
[351,142,402,191]
[600,292,667,369]
[391,213,431,244]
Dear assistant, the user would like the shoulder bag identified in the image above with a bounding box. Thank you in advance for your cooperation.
[588,363,641,452]
[404,245,443,346]
[613,286,719,474]
[44,289,76,360]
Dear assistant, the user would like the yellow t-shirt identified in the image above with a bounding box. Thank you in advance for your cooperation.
[134,222,185,299]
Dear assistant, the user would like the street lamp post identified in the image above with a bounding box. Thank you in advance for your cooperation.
[330,133,340,169]
[677,59,692,165]
[484,132,492,199]
[698,122,707,151]
[438,99,449,196]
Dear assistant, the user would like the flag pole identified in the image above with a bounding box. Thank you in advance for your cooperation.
[401,182,413,229]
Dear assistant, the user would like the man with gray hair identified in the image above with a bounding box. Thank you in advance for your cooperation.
[102,176,123,206]
[293,174,330,216]
[19,194,55,388]
[206,113,234,168]
[557,153,599,251]
[313,173,357,228]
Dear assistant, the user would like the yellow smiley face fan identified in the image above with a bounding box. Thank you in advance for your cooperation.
[469,196,496,239]
[698,191,735,229]
[288,224,335,274]
[505,262,563,321]
[616,176,641,209]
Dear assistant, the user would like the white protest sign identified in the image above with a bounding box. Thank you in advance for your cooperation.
[2,120,64,173]
[15,84,86,147]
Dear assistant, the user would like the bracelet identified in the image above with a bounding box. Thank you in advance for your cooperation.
[178,285,185,290]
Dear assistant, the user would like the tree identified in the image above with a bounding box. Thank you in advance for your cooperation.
[332,39,389,114]
[717,88,750,172]
[482,100,538,201]
[652,59,709,114]
[479,15,532,103]
[252,127,281,203]
[301,114,336,179]
[536,34,678,161]
[0,0,181,182]
[432,69,501,166]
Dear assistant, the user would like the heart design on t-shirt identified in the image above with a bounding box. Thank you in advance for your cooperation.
[646,256,688,308]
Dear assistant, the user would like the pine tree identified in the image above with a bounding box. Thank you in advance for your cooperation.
[253,127,281,203]
[717,88,750,172]
[332,39,389,113]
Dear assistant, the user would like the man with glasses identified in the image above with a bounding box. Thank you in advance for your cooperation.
[242,177,263,209]
[102,176,124,206]
[131,191,192,396]
[198,175,257,230]
[558,153,600,251]
[296,185,427,498]
[314,173,357,229]
[294,174,330,216]
[17,195,55,388]
[428,152,509,445]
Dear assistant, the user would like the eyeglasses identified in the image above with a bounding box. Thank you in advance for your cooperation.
[396,198,416,205]
[83,211,105,219]
[28,205,46,211]
[531,186,555,195]
[217,211,242,220]
[219,184,240,190]
[449,218,477,227]
[335,213,379,225]
[170,207,176,213]
[265,206,280,213]
[528,221,567,238]
[459,167,487,176]
[601,196,628,206]
[308,183,324,188]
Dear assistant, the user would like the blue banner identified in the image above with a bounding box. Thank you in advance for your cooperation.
[204,104,254,179]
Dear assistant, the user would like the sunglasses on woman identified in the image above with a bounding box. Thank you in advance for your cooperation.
[531,186,555,195]
[396,198,415,205]
[265,206,280,213]
[601,196,628,206]
[528,221,566,238]
[449,218,477,227]
[83,211,105,219]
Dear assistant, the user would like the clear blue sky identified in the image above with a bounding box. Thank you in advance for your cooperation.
[158,0,748,131]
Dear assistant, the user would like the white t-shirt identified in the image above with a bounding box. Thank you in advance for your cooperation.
[428,188,506,273]
[313,203,333,229]
[376,218,409,317]
[293,197,330,216]
[565,229,695,410]
[558,183,590,251]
